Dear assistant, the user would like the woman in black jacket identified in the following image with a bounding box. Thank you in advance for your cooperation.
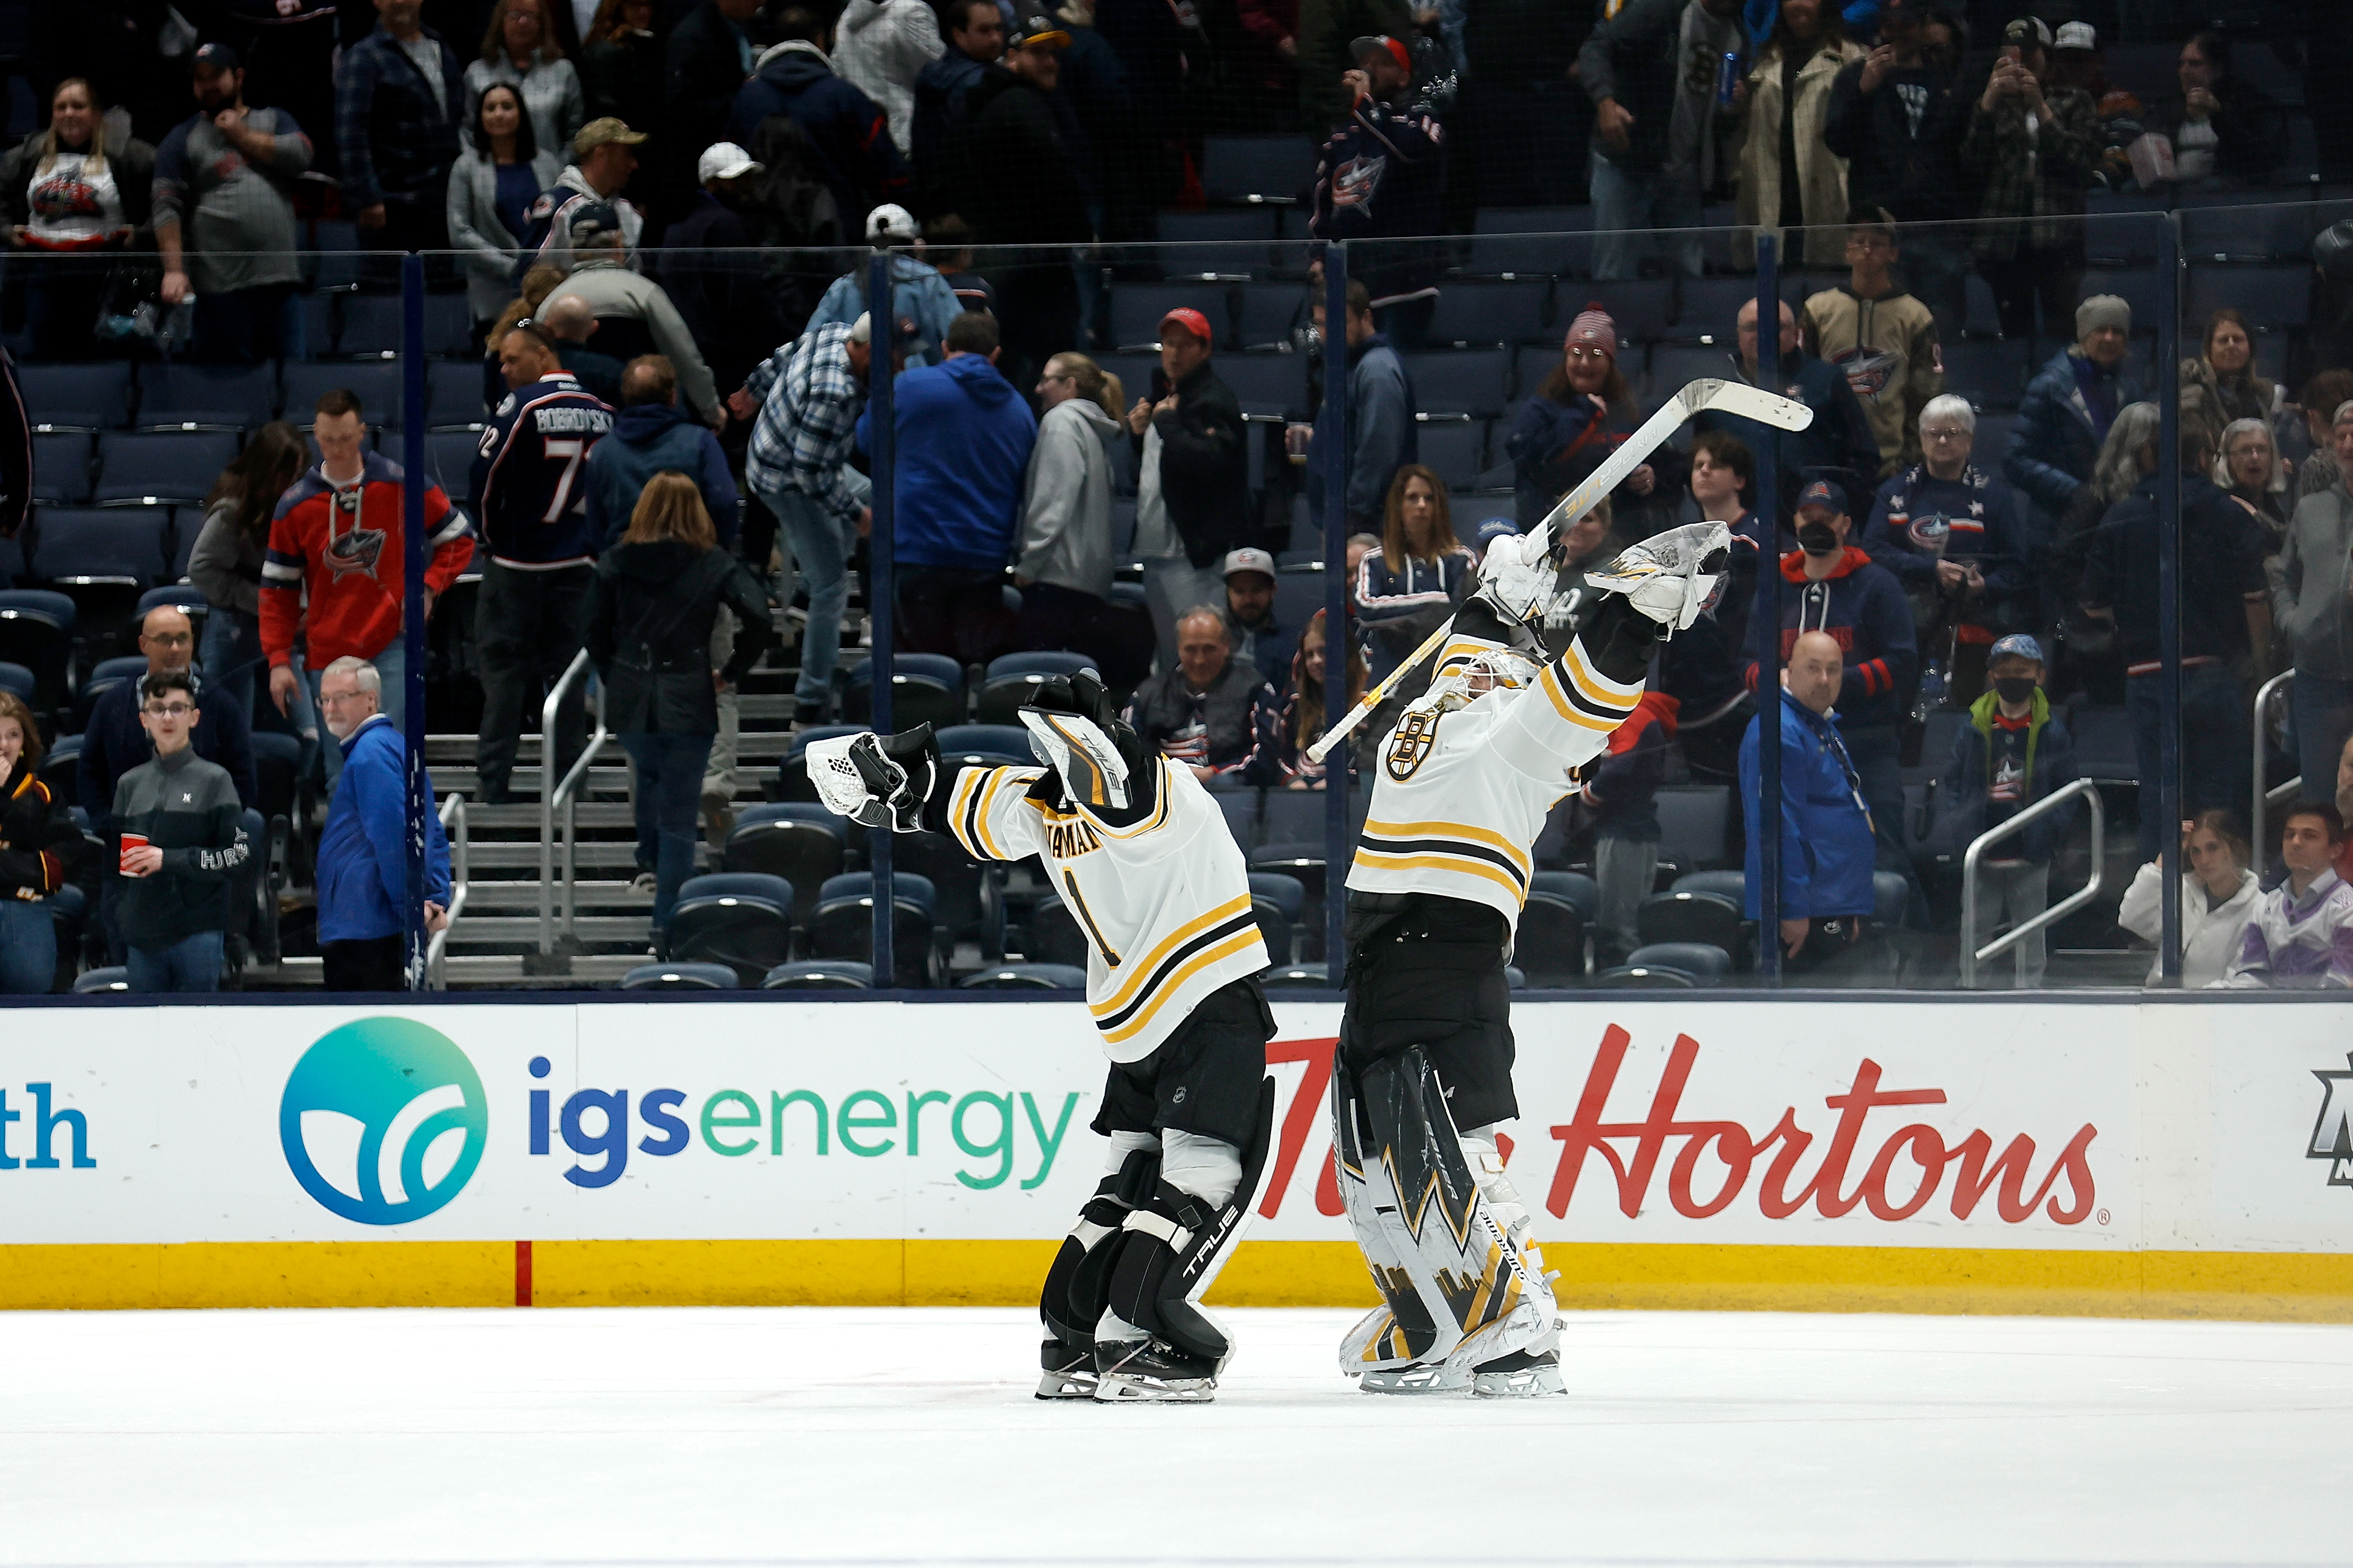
[587,471,769,950]
[0,690,91,993]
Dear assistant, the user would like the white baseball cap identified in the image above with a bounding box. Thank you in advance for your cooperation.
[2054,21,2097,50]
[866,203,920,243]
[697,142,762,182]
[1223,547,1277,580]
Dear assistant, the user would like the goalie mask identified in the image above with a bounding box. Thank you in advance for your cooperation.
[1019,672,1140,812]
[1415,645,1543,717]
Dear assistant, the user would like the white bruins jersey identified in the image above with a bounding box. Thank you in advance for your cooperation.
[946,758,1270,1063]
[1348,634,1645,923]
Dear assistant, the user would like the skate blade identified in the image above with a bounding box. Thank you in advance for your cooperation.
[1471,1362,1567,1399]
[1035,1369,1098,1400]
[1358,1363,1471,1396]
[1093,1372,1215,1403]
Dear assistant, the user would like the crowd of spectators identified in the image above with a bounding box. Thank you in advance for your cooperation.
[1,0,2350,994]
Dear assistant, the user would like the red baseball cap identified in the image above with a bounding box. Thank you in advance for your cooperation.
[1350,34,1412,75]
[1159,307,1214,344]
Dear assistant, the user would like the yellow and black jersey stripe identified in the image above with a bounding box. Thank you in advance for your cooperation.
[945,764,1044,862]
[1088,893,1264,1047]
[1431,633,1511,680]
[1352,817,1533,904]
[1538,641,1640,736]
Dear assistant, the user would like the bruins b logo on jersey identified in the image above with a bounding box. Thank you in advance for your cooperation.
[1386,710,1442,780]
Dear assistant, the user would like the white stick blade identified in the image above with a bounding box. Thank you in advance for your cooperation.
[1683,378,1815,432]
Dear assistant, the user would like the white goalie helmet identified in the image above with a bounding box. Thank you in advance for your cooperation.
[1416,644,1544,716]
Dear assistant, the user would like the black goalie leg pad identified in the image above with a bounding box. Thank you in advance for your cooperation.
[1048,1146,1158,1353]
[1103,1078,1276,1371]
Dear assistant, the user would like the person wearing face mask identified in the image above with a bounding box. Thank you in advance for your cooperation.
[1925,634,2076,988]
[2117,811,2258,990]
[1746,480,1917,871]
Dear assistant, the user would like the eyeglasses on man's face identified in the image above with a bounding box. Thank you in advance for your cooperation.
[143,703,194,719]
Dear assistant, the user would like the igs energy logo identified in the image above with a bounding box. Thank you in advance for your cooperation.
[280,1019,488,1224]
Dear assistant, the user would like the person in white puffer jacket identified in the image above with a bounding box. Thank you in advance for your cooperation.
[2116,810,2260,989]
[834,0,945,155]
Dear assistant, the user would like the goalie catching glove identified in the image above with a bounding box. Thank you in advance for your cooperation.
[805,725,941,831]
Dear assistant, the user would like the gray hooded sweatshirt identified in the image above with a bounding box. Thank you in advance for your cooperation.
[2276,484,2353,680]
[1017,395,1121,598]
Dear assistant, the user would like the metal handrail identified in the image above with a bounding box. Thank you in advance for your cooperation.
[1958,777,2106,990]
[426,792,467,990]
[539,649,611,955]
[2253,670,2298,856]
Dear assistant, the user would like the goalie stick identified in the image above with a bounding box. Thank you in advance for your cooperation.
[1304,378,1813,764]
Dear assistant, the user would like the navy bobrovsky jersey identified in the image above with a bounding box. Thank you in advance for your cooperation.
[470,372,615,569]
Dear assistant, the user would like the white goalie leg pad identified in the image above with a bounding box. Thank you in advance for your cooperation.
[1332,1065,1463,1382]
[1437,1121,1563,1394]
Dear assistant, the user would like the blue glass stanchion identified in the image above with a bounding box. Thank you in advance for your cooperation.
[1321,243,1350,986]
[401,254,429,990]
[866,250,896,985]
[1751,235,1781,985]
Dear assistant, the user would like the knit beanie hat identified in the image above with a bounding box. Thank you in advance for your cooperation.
[2075,294,2131,338]
[1564,303,1618,361]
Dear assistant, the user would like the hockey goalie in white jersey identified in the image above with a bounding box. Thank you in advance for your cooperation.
[806,673,1276,1405]
[1332,516,1733,1398]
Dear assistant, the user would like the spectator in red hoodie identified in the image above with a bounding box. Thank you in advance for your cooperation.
[262,389,476,790]
[1746,478,1917,871]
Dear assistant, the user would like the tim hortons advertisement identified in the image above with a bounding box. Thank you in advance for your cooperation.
[0,1000,2346,1255]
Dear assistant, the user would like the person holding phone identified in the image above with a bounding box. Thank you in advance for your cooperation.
[1958,17,2102,342]
[111,670,250,994]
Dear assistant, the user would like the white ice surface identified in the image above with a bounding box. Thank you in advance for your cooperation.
[2,1305,2348,1567]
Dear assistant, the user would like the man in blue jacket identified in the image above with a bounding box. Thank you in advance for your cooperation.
[586,356,739,552]
[1741,629,1879,976]
[857,310,1038,664]
[1926,634,2076,988]
[313,657,451,993]
[2004,293,2144,544]
[1746,480,1917,870]
[1307,278,1416,536]
[727,15,909,231]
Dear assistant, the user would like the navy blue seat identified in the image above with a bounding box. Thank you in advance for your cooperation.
[1671,869,1744,907]
[1940,339,2032,412]
[32,508,170,587]
[976,652,1099,724]
[722,805,846,926]
[334,292,406,357]
[139,583,208,622]
[1248,841,1328,913]
[1655,785,1732,874]
[1260,962,1329,985]
[1426,280,1551,347]
[1271,563,1333,635]
[1675,277,1759,339]
[1022,894,1090,968]
[1157,206,1280,246]
[1110,283,1231,352]
[1234,282,1308,350]
[809,871,942,987]
[620,961,738,990]
[2188,264,2309,333]
[959,962,1088,989]
[427,362,491,429]
[31,433,92,505]
[1515,891,1588,985]
[1404,348,1513,416]
[1636,888,1742,953]
[841,653,965,730]
[72,966,131,993]
[422,429,484,499]
[1647,344,1738,401]
[282,360,405,430]
[423,292,474,358]
[1529,870,1600,922]
[893,826,1003,959]
[666,872,797,985]
[20,362,133,431]
[1415,416,1487,490]
[1589,278,1674,344]
[95,431,238,506]
[1249,869,1304,966]
[136,362,277,430]
[1216,353,1309,415]
[1628,940,1731,984]
[0,589,75,717]
[1199,133,1318,205]
[762,959,873,988]
[935,723,1033,765]
[0,661,33,700]
[73,654,149,734]
[1587,962,1697,988]
[1215,787,1259,849]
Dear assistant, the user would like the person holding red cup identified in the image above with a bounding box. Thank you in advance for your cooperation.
[109,670,250,993]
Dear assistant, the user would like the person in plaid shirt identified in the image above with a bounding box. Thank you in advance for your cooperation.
[1958,17,2102,342]
[735,313,901,726]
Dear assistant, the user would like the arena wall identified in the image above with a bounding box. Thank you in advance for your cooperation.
[2,996,2348,1320]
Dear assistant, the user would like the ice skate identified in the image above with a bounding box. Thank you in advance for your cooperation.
[1092,1337,1218,1403]
[1357,1359,1472,1395]
[1036,1340,1096,1400]
[1470,1346,1566,1398]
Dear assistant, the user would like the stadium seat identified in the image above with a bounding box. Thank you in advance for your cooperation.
[1404,348,1513,416]
[32,508,170,588]
[722,805,846,927]
[1462,208,1591,277]
[136,362,277,430]
[892,826,1002,960]
[1514,891,1587,985]
[1216,353,1309,415]
[20,362,133,432]
[841,653,965,730]
[1156,206,1281,247]
[934,723,1032,765]
[72,966,131,993]
[0,591,73,719]
[1258,786,1350,847]
[1110,282,1233,352]
[139,583,207,624]
[1214,787,1259,849]
[1199,134,1318,205]
[777,724,871,802]
[1021,894,1091,969]
[666,874,797,987]
[959,963,1087,989]
[2187,264,2310,333]
[1655,785,1732,875]
[1426,280,1551,347]
[73,654,149,734]
[808,871,940,987]
[762,959,873,989]
[1247,870,1300,965]
[1586,962,1696,988]
[250,731,303,828]
[423,429,485,498]
[2067,701,2136,782]
[423,292,474,358]
[1248,841,1327,910]
[1671,869,1745,907]
[282,360,405,430]
[1260,962,1328,985]
[1940,339,2032,411]
[1647,344,1739,401]
[1529,870,1600,922]
[335,291,407,358]
[0,661,34,701]
[1636,888,1742,953]
[1675,277,1758,339]
[427,360,491,428]
[620,961,738,990]
[1234,281,1308,350]
[1627,940,1731,985]
[976,651,1099,723]
[31,433,92,505]
[1584,277,1674,344]
[94,431,238,506]
[1272,562,1335,632]
[1415,415,1487,491]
